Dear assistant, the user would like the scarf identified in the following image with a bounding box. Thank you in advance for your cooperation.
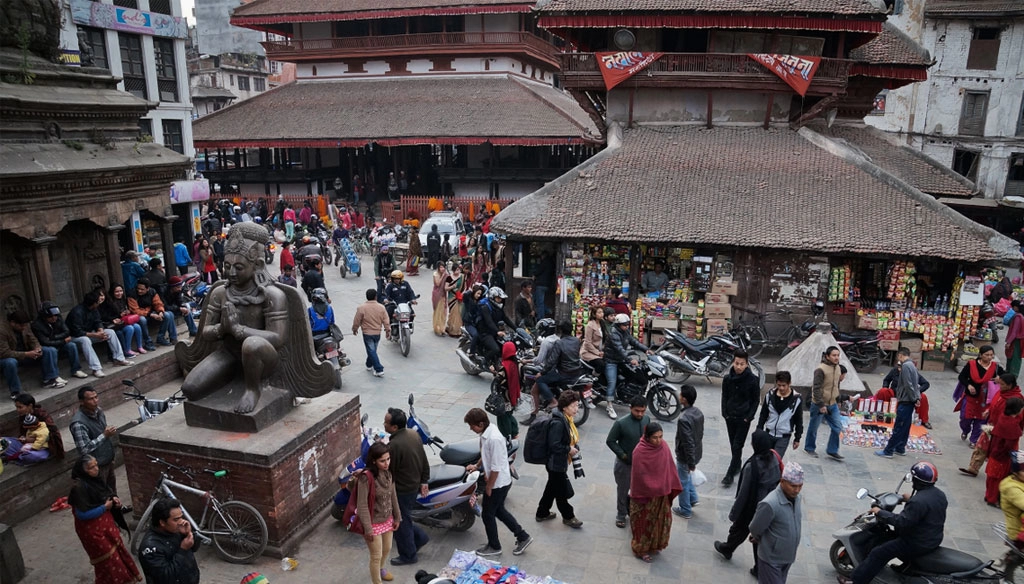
[969,359,998,385]
[629,437,683,501]
[68,457,128,530]
[566,415,580,448]
[501,341,520,407]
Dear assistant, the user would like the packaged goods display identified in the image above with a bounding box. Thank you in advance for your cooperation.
[886,261,916,301]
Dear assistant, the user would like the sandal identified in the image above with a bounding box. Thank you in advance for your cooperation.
[637,554,653,563]
[615,519,626,528]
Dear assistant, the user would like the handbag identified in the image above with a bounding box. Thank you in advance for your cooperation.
[122,314,141,326]
[341,473,375,535]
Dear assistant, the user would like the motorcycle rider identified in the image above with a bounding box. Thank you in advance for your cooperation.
[374,246,396,303]
[383,270,417,333]
[308,288,335,337]
[837,461,947,584]
[301,258,327,302]
[295,236,322,275]
[477,287,514,372]
[534,320,583,404]
[601,313,650,419]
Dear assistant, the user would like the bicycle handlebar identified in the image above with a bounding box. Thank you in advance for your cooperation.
[148,455,227,478]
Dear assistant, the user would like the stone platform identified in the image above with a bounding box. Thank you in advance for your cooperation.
[120,392,361,557]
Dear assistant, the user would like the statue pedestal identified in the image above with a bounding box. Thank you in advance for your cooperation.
[121,392,361,558]
[182,381,292,433]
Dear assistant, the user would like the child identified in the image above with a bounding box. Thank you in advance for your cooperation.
[2,414,51,465]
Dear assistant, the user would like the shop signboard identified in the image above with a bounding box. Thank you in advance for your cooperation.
[70,0,188,39]
[170,179,211,204]
[959,276,984,306]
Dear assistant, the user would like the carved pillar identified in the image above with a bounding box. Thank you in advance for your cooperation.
[160,216,178,277]
[103,225,125,287]
[30,236,57,308]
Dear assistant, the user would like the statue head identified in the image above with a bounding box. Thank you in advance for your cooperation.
[223,222,271,288]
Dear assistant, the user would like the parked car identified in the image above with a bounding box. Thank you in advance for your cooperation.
[418,211,466,249]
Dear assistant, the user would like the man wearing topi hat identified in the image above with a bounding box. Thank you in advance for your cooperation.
[748,462,804,584]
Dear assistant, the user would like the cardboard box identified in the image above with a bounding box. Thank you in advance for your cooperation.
[900,337,924,352]
[649,332,666,347]
[677,303,700,318]
[921,359,945,372]
[857,315,878,330]
[878,330,900,352]
[705,303,732,319]
[908,351,923,366]
[706,318,729,336]
[923,349,950,362]
[679,320,697,330]
[705,293,730,304]
[711,280,739,295]
[650,318,679,331]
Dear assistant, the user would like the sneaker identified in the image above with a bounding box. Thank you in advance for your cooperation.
[671,507,692,519]
[380,569,394,582]
[585,399,596,409]
[156,338,172,347]
[535,512,557,522]
[9,394,18,400]
[124,351,137,358]
[894,451,907,457]
[713,541,732,561]
[54,376,67,385]
[366,366,374,372]
[605,403,617,419]
[874,450,893,459]
[136,346,147,354]
[144,343,156,352]
[72,370,89,379]
[373,370,385,377]
[42,378,66,389]
[827,452,845,461]
[804,450,819,458]
[114,359,134,367]
[691,500,700,508]
[92,369,106,378]
[562,517,583,529]
[512,535,533,556]
[922,422,933,429]
[475,544,502,557]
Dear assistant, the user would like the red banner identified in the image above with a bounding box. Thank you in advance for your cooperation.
[595,51,664,90]
[748,53,821,96]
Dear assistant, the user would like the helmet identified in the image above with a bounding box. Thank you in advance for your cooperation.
[40,301,60,317]
[390,270,404,281]
[302,235,311,244]
[254,217,263,224]
[233,205,241,212]
[487,287,507,301]
[614,313,630,325]
[1013,451,1024,474]
[310,287,328,304]
[910,461,938,485]
[535,318,556,338]
[208,212,216,219]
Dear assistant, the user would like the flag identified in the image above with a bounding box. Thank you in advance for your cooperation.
[748,53,821,97]
[595,51,664,90]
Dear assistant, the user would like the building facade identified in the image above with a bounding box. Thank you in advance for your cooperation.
[194,0,266,56]
[188,52,271,118]
[866,0,1024,200]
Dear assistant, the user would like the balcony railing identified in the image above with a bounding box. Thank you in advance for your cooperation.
[559,53,851,95]
[262,32,558,66]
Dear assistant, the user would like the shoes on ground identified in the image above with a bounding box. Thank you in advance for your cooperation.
[804,450,818,458]
[512,535,533,555]
[475,544,501,557]
[389,557,417,566]
[380,569,394,582]
[671,507,691,519]
[874,450,893,459]
[562,517,583,529]
[136,346,148,354]
[374,370,385,377]
[114,359,134,367]
[922,422,933,429]
[721,474,734,487]
[827,452,845,461]
[93,369,106,378]
[535,512,557,522]
[605,403,617,419]
[714,541,732,560]
[72,370,89,379]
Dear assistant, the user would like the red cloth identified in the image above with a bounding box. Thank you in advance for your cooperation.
[73,512,142,584]
[630,437,683,502]
[990,387,1024,440]
[280,246,294,272]
[501,341,520,407]
[964,359,999,419]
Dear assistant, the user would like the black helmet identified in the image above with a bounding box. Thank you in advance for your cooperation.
[311,288,329,304]
[39,301,60,317]
[535,318,556,338]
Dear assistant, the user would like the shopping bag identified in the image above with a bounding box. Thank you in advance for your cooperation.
[691,468,707,487]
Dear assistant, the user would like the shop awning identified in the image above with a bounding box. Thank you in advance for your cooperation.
[490,123,1021,264]
[192,75,602,150]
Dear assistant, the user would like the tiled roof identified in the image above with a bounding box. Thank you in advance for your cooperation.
[850,22,931,66]
[232,0,530,18]
[490,125,1018,262]
[811,122,974,198]
[191,86,238,99]
[539,0,884,15]
[192,75,601,147]
[926,0,1024,17]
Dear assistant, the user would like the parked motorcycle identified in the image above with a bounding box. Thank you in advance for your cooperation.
[122,379,184,424]
[831,474,1006,582]
[180,273,210,321]
[456,327,535,376]
[657,329,766,386]
[588,352,681,421]
[330,413,388,521]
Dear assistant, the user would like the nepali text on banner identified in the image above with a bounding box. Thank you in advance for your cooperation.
[595,52,664,91]
[747,54,821,97]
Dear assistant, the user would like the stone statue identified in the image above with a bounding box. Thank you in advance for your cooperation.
[177,222,337,417]
[76,29,94,67]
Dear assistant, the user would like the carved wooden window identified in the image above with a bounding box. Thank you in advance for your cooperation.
[118,33,147,99]
[162,119,184,154]
[959,91,989,136]
[967,28,1000,70]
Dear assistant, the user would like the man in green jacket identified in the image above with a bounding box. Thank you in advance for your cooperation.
[605,395,650,528]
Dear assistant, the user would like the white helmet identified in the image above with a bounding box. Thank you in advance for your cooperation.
[487,287,507,301]
[613,313,630,325]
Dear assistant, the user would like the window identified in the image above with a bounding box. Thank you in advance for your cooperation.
[952,148,980,182]
[209,74,217,87]
[1018,95,1024,136]
[959,91,989,136]
[118,33,147,99]
[253,77,265,91]
[162,119,184,154]
[1007,154,1024,197]
[229,74,234,86]
[148,0,171,15]
[112,0,137,7]
[237,75,250,91]
[138,118,153,140]
[79,26,108,69]
[967,28,1000,70]
[154,38,178,102]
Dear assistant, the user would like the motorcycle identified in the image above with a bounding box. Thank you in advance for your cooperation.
[122,379,184,424]
[657,329,766,387]
[313,327,348,387]
[457,327,535,377]
[315,228,333,266]
[179,273,210,322]
[388,296,419,357]
[588,352,682,421]
[831,474,1006,582]
[264,241,275,265]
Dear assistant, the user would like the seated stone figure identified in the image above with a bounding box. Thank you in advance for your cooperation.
[178,222,337,415]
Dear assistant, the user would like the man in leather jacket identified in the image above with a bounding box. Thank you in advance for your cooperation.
[477,288,514,370]
[674,384,704,518]
[138,498,200,584]
[535,321,582,399]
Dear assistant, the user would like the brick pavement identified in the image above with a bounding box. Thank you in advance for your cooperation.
[10,267,1014,583]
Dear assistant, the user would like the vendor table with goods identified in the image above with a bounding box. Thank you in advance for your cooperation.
[840,398,941,455]
[427,549,571,584]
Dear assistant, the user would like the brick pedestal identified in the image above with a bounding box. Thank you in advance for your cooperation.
[120,392,360,557]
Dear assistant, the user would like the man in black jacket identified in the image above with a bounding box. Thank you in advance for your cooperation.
[721,350,761,486]
[162,277,197,337]
[674,384,704,518]
[425,225,441,269]
[838,461,947,584]
[138,498,200,584]
[535,320,581,399]
[66,290,131,376]
[31,301,87,379]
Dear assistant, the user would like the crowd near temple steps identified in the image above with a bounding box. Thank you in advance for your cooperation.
[2,0,1024,583]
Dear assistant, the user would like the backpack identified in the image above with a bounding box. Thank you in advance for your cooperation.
[523,412,554,464]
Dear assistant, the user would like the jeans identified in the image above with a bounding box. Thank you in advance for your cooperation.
[605,361,619,400]
[535,370,574,403]
[285,220,295,241]
[534,286,548,320]
[805,403,843,456]
[2,438,50,465]
[613,458,631,520]
[850,538,932,584]
[135,316,151,346]
[62,342,82,374]
[2,347,59,393]
[69,336,102,371]
[366,530,393,584]
[175,310,197,335]
[725,418,752,477]
[155,313,177,343]
[675,464,698,515]
[884,402,915,455]
[482,484,528,550]
[769,434,792,459]
[363,334,383,373]
[537,470,575,519]
[394,492,428,561]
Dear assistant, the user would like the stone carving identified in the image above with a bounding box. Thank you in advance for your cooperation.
[177,222,337,419]
[76,29,94,67]
[2,295,25,316]
[45,121,61,141]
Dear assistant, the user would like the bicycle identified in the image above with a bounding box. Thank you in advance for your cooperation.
[731,307,803,358]
[130,455,268,564]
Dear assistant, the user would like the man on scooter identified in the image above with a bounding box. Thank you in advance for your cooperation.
[383,270,417,333]
[837,461,947,584]
[477,287,514,372]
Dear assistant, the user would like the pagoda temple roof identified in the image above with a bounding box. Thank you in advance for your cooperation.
[231,0,533,26]
[539,0,886,16]
[192,74,601,149]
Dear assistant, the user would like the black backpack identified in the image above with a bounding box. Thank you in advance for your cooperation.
[523,412,554,464]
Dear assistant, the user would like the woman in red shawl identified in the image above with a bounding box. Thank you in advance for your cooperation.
[629,422,682,563]
[956,345,1003,447]
[69,455,142,584]
[985,374,1024,505]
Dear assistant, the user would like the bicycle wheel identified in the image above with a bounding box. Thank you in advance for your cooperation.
[208,500,268,564]
[130,499,158,556]
[742,325,768,359]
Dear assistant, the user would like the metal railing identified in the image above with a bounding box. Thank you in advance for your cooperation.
[263,32,556,59]
[560,52,850,82]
